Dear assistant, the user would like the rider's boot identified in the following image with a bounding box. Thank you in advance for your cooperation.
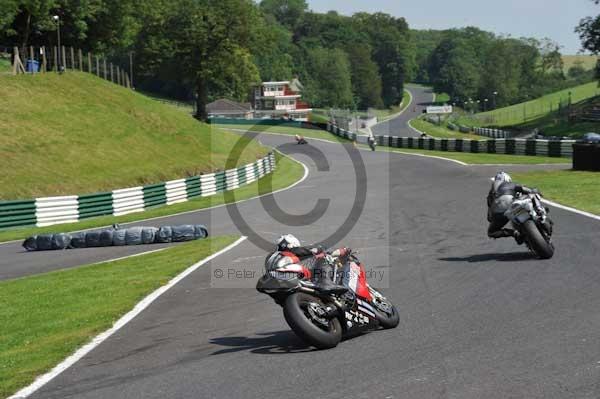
[313,261,348,294]
[513,230,524,245]
[488,228,516,239]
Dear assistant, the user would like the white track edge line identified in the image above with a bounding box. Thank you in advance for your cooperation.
[8,235,248,399]
[541,199,600,222]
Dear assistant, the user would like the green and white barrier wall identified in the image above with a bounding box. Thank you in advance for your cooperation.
[0,152,276,229]
[326,123,574,158]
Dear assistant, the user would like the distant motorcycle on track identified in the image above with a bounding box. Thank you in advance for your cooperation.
[256,249,399,349]
[367,136,376,151]
[504,192,555,259]
[295,134,308,145]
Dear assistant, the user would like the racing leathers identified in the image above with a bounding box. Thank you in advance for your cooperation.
[487,181,536,240]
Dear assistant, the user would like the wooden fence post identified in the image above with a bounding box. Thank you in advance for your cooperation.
[40,47,47,72]
[87,52,92,73]
[61,46,66,71]
[12,46,25,75]
[29,46,34,73]
[124,72,131,89]
[78,49,83,71]
[53,46,58,72]
[70,47,74,70]
[117,67,122,86]
[110,63,114,82]
[103,59,107,79]
[96,56,100,76]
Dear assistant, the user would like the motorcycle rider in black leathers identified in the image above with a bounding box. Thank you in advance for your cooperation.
[487,172,539,244]
[272,234,348,293]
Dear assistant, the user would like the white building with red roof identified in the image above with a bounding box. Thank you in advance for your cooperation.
[252,78,312,121]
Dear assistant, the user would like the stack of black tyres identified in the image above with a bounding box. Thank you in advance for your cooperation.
[22,224,208,251]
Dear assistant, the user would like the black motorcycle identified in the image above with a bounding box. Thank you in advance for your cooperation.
[256,250,399,349]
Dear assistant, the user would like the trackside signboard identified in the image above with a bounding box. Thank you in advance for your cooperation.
[426,105,453,114]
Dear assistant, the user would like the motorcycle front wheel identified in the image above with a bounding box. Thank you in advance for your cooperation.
[369,288,400,329]
[523,219,555,259]
[283,292,342,349]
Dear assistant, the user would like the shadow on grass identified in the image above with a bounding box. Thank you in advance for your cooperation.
[439,251,536,263]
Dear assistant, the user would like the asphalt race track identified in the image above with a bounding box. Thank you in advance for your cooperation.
[4,87,600,399]
[371,84,434,137]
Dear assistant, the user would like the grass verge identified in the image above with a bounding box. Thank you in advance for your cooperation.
[512,170,600,215]
[0,235,238,398]
[410,118,485,140]
[0,152,304,243]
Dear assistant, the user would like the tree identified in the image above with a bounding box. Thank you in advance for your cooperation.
[346,45,383,109]
[352,12,413,107]
[251,14,294,81]
[303,46,353,108]
[259,0,306,30]
[538,38,564,74]
[0,0,19,36]
[4,0,58,47]
[133,0,262,119]
[576,0,600,54]
[429,36,482,101]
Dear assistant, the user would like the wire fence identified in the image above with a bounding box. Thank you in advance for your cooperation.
[317,108,378,133]
[1,45,131,89]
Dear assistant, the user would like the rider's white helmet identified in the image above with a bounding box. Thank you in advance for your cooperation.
[494,171,512,183]
[276,234,301,251]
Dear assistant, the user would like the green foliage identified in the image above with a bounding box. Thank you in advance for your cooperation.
[1,0,418,111]
[302,46,353,108]
[259,0,306,30]
[353,12,412,107]
[346,45,383,109]
[415,27,594,111]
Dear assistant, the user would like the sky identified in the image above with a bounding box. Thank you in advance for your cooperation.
[306,0,599,54]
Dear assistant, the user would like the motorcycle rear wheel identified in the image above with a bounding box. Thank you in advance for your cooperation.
[523,220,555,259]
[283,292,342,350]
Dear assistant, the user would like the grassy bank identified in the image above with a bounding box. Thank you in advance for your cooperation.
[410,118,485,140]
[461,81,599,128]
[0,72,266,200]
[0,59,10,72]
[0,235,238,398]
[0,152,304,243]
[512,170,600,215]
[215,124,349,143]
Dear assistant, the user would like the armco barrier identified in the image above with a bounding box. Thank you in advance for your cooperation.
[326,124,574,159]
[0,152,276,229]
[474,127,511,139]
[209,118,327,131]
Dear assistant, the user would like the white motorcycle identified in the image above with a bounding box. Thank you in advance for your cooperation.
[504,193,554,259]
